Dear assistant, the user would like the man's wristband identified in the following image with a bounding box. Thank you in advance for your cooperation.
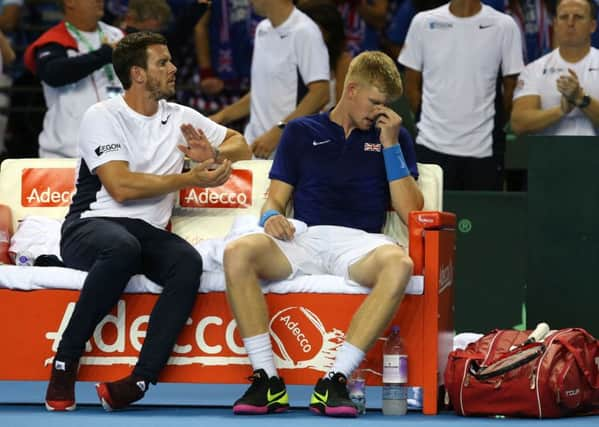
[383,144,410,182]
[259,209,281,227]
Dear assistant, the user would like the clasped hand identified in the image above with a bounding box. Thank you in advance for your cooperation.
[188,158,232,188]
[178,123,231,187]
[556,68,582,114]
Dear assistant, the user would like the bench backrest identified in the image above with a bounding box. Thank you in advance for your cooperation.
[0,158,442,245]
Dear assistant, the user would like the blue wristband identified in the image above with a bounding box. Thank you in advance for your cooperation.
[383,144,410,182]
[259,209,281,227]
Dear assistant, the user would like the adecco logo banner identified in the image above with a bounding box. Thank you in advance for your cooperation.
[0,290,390,384]
[179,169,253,208]
[269,306,345,370]
[21,168,76,207]
[43,299,343,373]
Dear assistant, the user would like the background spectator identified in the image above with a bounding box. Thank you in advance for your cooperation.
[399,0,524,190]
[298,0,352,109]
[506,0,554,64]
[336,0,388,56]
[511,0,599,135]
[122,0,173,33]
[0,0,21,157]
[23,0,124,158]
[384,0,504,60]
[210,0,330,159]
[193,0,260,121]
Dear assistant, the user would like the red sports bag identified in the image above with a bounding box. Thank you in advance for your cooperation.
[444,328,599,418]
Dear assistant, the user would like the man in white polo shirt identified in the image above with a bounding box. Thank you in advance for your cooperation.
[210,0,330,159]
[399,0,523,190]
[44,31,251,413]
[511,0,599,136]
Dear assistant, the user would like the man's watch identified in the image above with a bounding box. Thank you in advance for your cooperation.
[276,121,286,129]
[578,95,591,109]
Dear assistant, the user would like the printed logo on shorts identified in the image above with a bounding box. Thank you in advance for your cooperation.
[94,144,121,156]
[21,168,76,207]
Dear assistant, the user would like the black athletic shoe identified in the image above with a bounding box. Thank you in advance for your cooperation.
[309,372,358,417]
[96,374,147,411]
[232,369,289,415]
[45,359,78,411]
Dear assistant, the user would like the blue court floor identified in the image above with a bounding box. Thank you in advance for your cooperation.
[1,382,597,427]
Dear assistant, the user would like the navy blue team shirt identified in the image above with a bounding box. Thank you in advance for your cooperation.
[269,111,418,234]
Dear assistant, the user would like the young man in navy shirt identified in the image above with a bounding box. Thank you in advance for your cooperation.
[223,51,424,417]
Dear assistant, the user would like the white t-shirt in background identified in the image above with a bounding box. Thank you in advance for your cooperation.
[244,8,329,146]
[399,4,523,158]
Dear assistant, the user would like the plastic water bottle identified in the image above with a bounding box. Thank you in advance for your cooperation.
[382,325,408,415]
[348,369,366,415]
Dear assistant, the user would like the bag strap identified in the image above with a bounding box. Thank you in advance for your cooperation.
[553,329,599,390]
[471,343,545,380]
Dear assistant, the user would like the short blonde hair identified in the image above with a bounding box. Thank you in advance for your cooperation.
[345,51,403,101]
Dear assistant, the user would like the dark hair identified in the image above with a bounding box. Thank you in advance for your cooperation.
[555,0,597,18]
[298,0,345,70]
[113,31,167,90]
[128,0,173,26]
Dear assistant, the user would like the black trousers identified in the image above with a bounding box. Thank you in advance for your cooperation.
[57,217,203,383]
[415,144,501,191]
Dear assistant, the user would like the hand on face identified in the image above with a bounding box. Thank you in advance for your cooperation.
[372,105,403,148]
[178,123,218,164]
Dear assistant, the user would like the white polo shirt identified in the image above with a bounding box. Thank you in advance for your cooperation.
[399,4,523,158]
[74,96,227,229]
[244,7,329,145]
[513,48,599,136]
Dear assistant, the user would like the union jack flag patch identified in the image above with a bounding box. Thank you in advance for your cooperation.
[364,142,382,152]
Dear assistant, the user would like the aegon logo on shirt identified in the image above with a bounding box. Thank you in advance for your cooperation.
[21,168,76,207]
[94,143,121,156]
[179,169,252,208]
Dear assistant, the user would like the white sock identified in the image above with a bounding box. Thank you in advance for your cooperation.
[329,341,365,378]
[243,333,278,378]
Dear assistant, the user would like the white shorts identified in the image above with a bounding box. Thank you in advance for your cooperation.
[268,225,398,285]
